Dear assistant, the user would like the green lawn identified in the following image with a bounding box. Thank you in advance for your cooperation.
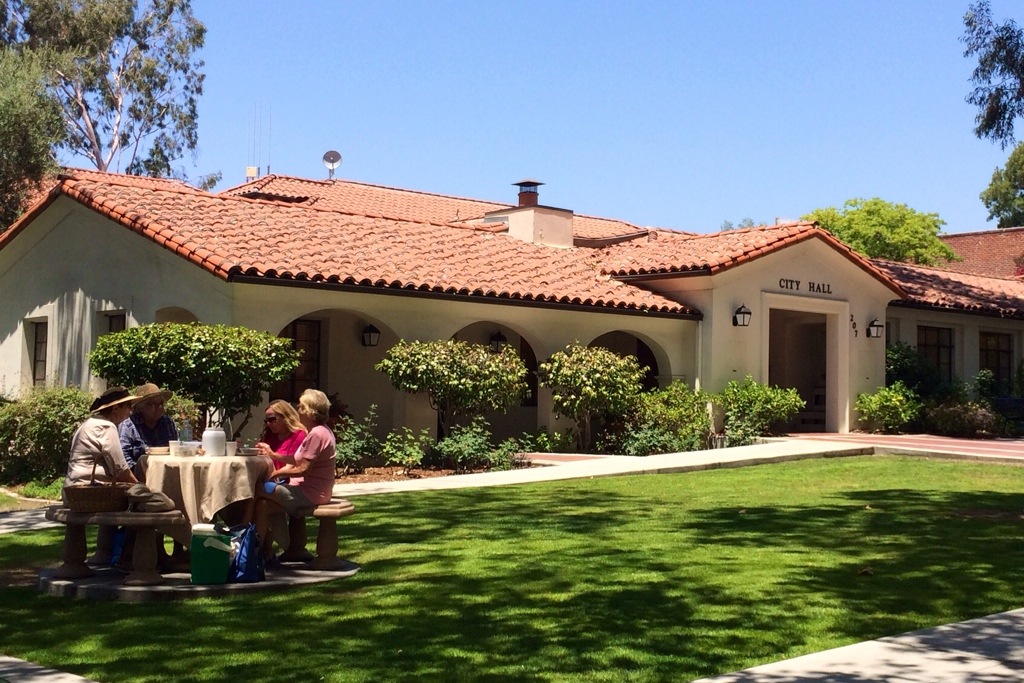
[2,455,1023,682]
[0,490,17,510]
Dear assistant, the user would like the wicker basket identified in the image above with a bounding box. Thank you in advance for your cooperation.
[64,457,131,513]
[64,482,131,513]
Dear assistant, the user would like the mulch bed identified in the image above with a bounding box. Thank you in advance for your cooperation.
[335,466,482,484]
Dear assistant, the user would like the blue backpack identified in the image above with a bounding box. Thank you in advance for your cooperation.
[226,523,265,583]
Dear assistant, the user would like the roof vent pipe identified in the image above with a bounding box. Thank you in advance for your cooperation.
[513,179,543,207]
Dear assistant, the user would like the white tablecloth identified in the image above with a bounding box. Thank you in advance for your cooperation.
[139,454,272,531]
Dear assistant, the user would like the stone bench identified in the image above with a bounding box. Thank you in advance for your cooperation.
[45,506,189,586]
[279,499,356,570]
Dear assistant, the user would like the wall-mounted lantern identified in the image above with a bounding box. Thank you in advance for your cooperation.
[732,305,752,328]
[489,331,508,353]
[361,324,381,347]
[866,319,884,339]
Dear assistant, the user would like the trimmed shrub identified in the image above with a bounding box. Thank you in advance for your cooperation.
[431,418,494,472]
[89,323,300,438]
[0,386,93,485]
[381,427,431,475]
[855,381,921,433]
[617,424,687,456]
[920,400,1000,438]
[334,405,381,474]
[641,382,711,451]
[717,376,805,446]
[508,428,577,454]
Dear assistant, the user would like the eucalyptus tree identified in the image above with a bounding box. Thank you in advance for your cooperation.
[4,0,207,178]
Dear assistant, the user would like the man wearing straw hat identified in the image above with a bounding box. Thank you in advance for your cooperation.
[119,383,178,476]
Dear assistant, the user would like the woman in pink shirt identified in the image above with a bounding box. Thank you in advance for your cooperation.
[256,400,306,471]
[256,389,337,560]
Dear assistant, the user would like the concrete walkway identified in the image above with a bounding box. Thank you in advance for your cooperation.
[692,608,1024,682]
[3,436,1024,681]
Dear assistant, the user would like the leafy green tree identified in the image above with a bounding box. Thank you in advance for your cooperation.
[4,0,207,178]
[0,46,64,229]
[376,339,529,438]
[980,141,1024,227]
[89,323,300,438]
[962,1,1024,148]
[537,344,646,451]
[802,197,956,265]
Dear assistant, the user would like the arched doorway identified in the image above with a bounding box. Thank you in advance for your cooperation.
[589,331,661,391]
[452,322,539,441]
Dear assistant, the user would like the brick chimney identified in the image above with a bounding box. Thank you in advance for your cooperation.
[515,179,543,207]
[482,179,574,248]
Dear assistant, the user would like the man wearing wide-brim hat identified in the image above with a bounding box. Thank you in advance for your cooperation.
[118,383,178,475]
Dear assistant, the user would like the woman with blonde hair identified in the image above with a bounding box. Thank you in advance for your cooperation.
[256,399,306,470]
[255,389,337,561]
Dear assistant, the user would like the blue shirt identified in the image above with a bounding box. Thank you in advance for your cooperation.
[119,413,179,471]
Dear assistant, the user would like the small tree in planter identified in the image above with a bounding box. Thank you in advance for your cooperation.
[537,344,646,451]
[375,339,529,438]
[90,323,300,438]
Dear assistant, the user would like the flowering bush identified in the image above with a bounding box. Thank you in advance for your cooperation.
[855,381,921,434]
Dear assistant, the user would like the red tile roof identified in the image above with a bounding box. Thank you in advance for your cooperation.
[597,222,906,295]
[2,170,695,318]
[14,169,1024,321]
[872,259,1024,319]
[221,175,655,241]
[939,228,1024,278]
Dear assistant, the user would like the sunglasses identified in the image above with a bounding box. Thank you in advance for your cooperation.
[263,415,279,424]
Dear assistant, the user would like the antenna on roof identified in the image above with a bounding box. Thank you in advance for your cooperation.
[322,150,342,180]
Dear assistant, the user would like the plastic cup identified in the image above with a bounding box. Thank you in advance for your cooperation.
[225,441,237,457]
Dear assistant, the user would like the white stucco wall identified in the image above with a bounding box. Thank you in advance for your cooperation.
[231,281,699,438]
[633,238,897,432]
[0,200,232,397]
[885,306,1024,384]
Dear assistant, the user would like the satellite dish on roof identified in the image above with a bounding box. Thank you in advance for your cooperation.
[322,150,342,179]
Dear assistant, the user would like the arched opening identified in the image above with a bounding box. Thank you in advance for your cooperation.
[452,322,540,441]
[154,306,198,324]
[264,310,398,442]
[589,331,661,391]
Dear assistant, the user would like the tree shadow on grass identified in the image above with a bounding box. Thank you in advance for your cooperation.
[1,483,1023,681]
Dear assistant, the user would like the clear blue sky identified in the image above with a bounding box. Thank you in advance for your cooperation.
[176,1,1016,234]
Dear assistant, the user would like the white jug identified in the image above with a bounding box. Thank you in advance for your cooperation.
[201,427,227,457]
